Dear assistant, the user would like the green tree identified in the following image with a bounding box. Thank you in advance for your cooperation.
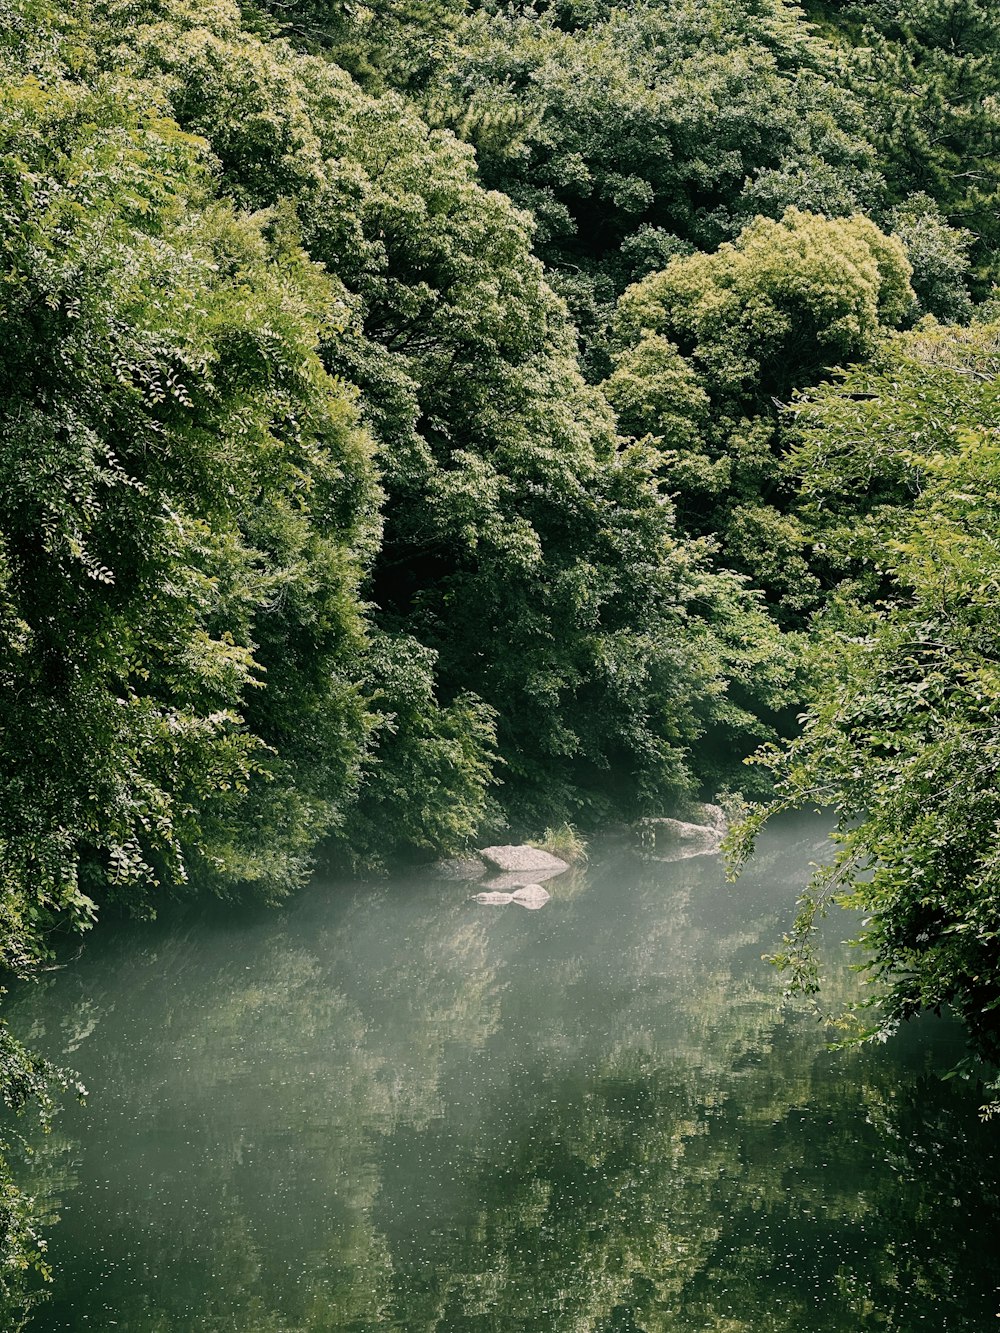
[886,194,974,323]
[0,6,384,946]
[606,209,914,617]
[786,318,1000,596]
[810,0,1000,294]
[729,321,1000,1084]
[113,0,782,826]
[412,0,884,369]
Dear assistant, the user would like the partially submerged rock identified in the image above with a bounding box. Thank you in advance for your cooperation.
[644,845,719,864]
[635,804,727,857]
[479,844,569,875]
[511,884,550,909]
[641,818,718,845]
[472,884,551,910]
[480,864,566,891]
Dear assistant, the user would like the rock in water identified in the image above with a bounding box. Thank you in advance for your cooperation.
[645,845,719,864]
[634,809,726,856]
[479,845,569,874]
[645,818,718,844]
[472,885,551,909]
[510,884,550,909]
[480,865,566,891]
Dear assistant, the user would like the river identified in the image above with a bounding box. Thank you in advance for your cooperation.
[5,815,1000,1330]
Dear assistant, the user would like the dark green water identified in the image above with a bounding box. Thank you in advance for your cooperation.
[5,817,1000,1331]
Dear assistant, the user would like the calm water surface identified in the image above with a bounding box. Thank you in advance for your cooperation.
[6,817,1000,1331]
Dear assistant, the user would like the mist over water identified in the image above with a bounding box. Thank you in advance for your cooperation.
[7,815,1000,1331]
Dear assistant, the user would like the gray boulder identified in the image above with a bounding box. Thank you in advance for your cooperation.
[511,884,551,909]
[635,804,727,857]
[479,844,569,874]
[480,863,566,891]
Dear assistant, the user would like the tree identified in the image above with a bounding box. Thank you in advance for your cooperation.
[729,321,1000,1087]
[114,0,783,827]
[256,0,885,371]
[810,0,1000,295]
[886,194,974,323]
[0,8,384,951]
[606,209,914,618]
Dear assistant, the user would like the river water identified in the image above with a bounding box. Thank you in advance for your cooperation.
[5,816,1000,1330]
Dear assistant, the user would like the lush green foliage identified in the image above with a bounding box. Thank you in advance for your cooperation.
[4,0,1000,1301]
[811,0,1000,295]
[0,0,799,977]
[606,208,914,617]
[273,0,977,362]
[0,14,382,957]
[729,323,1000,1078]
[419,3,877,335]
[108,0,790,830]
[410,0,892,371]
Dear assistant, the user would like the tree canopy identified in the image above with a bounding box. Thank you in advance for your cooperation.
[728,322,1000,1082]
[3,0,1000,1310]
[605,208,914,619]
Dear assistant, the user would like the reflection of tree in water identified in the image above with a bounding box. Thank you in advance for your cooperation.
[6,882,507,1331]
[5,823,1000,1331]
[375,1055,728,1332]
[376,1041,1000,1332]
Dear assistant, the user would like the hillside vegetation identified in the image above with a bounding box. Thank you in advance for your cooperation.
[3,0,1000,1307]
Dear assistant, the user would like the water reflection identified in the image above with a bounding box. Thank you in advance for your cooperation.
[4,817,999,1330]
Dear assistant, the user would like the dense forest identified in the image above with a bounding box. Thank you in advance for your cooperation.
[2,0,1000,1308]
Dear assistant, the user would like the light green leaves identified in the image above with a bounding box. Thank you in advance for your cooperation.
[735,322,1000,1069]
